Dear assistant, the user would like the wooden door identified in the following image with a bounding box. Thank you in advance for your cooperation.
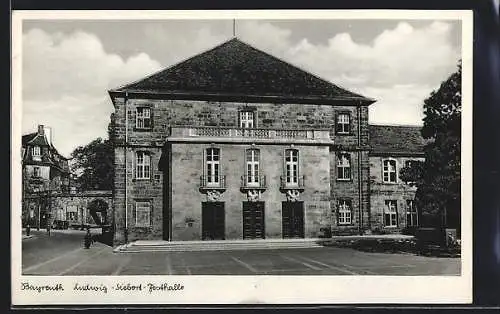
[243,201,265,239]
[282,201,304,239]
[202,202,225,240]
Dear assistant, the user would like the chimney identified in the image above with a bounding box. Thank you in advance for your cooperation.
[45,127,52,147]
[38,125,45,136]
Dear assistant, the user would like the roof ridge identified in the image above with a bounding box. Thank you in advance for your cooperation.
[110,37,237,93]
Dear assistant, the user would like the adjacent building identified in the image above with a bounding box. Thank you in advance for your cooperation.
[108,38,425,244]
[22,125,71,228]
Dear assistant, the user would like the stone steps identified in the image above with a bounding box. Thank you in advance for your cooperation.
[114,238,326,253]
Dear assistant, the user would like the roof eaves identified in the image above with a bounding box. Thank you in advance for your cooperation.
[112,89,375,105]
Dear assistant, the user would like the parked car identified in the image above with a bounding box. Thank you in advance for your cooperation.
[52,220,69,230]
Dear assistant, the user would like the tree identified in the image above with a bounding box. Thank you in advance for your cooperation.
[70,137,114,190]
[401,62,461,235]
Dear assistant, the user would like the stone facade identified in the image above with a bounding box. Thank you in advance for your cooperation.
[110,98,372,243]
[24,190,113,229]
[108,38,423,245]
[369,156,424,233]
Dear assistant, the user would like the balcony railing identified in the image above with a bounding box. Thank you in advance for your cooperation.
[199,175,226,190]
[240,175,267,190]
[280,175,305,190]
[169,126,331,141]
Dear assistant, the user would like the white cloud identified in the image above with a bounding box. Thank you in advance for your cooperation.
[22,21,461,156]
[237,21,459,126]
[22,28,163,156]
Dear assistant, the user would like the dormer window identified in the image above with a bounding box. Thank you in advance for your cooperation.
[32,146,41,160]
[136,107,152,129]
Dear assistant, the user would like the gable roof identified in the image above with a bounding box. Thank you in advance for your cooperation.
[369,124,427,157]
[110,38,375,105]
[22,132,38,145]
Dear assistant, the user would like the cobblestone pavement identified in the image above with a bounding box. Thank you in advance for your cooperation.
[21,230,461,276]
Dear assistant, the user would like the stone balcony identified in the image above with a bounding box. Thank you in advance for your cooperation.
[167,126,333,144]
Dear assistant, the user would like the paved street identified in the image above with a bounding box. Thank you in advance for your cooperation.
[22,230,460,276]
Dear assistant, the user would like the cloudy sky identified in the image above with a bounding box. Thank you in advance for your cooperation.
[21,19,461,157]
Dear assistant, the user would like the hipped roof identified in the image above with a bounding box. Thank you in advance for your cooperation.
[110,38,375,105]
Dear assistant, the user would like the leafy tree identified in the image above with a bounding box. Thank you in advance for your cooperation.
[401,62,461,235]
[70,137,114,190]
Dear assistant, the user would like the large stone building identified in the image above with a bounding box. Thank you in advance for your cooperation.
[108,38,425,244]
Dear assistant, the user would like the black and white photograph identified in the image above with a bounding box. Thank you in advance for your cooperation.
[12,10,473,305]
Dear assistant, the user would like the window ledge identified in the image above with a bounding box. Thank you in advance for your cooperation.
[336,178,352,182]
[133,127,153,132]
[133,178,151,182]
[335,132,351,136]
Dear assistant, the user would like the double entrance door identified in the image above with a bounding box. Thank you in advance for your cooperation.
[242,201,265,239]
[282,201,305,239]
[202,202,225,240]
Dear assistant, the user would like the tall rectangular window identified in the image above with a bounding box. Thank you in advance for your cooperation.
[284,149,299,185]
[246,149,260,186]
[206,148,220,185]
[337,153,351,180]
[336,113,350,134]
[383,159,397,183]
[337,199,352,225]
[135,201,151,227]
[406,200,418,227]
[384,200,398,227]
[135,152,151,179]
[136,107,152,129]
[240,111,254,128]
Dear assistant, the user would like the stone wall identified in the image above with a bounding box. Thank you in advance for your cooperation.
[23,191,112,229]
[111,98,366,147]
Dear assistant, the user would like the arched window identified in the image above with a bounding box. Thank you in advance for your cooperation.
[382,158,397,183]
[284,149,299,186]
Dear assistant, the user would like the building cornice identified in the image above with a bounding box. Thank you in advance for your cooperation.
[108,90,375,108]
